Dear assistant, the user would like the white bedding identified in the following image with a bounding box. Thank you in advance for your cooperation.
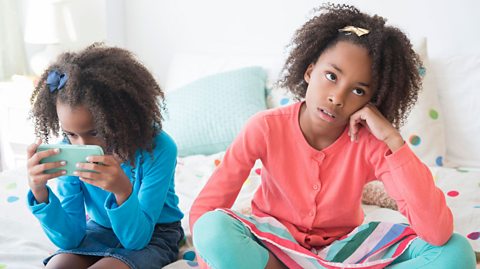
[0,153,478,268]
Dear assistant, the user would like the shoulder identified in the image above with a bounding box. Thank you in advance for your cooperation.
[153,130,177,152]
[248,102,301,126]
[140,130,177,165]
[153,130,177,158]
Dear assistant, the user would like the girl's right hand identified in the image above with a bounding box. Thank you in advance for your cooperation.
[26,139,66,202]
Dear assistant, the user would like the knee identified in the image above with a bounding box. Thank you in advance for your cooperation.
[445,233,474,253]
[442,233,476,268]
[192,211,235,252]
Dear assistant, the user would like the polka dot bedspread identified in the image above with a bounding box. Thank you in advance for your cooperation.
[0,155,478,268]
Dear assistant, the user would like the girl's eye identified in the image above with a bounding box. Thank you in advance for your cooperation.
[63,132,76,137]
[89,131,98,137]
[352,88,365,96]
[325,72,337,82]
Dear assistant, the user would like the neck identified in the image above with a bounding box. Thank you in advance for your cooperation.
[299,102,346,151]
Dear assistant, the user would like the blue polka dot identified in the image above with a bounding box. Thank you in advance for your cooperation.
[280,98,290,106]
[7,196,19,203]
[435,156,443,166]
[183,250,196,261]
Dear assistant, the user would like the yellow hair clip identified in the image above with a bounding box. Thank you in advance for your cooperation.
[338,26,370,37]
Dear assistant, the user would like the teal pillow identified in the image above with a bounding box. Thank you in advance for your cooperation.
[163,66,267,156]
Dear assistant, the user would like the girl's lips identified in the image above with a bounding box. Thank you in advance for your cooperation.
[317,107,335,122]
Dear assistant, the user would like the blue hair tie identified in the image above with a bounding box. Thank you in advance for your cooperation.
[46,70,68,92]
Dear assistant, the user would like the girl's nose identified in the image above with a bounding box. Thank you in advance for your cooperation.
[328,95,344,107]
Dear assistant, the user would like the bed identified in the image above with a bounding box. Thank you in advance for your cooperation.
[0,155,479,268]
[1,41,479,268]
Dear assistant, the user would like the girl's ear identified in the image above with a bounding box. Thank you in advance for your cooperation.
[304,64,314,84]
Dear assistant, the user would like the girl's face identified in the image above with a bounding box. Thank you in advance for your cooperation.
[303,41,373,130]
[56,101,106,149]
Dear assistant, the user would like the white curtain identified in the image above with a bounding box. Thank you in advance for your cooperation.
[0,0,28,80]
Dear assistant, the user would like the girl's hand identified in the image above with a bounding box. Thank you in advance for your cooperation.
[26,139,66,203]
[349,103,404,152]
[74,155,132,205]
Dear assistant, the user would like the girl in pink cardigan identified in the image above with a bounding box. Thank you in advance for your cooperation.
[190,4,476,269]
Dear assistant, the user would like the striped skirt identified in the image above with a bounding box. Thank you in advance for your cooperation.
[218,208,418,269]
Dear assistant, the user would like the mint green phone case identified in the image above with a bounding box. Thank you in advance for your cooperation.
[36,144,104,176]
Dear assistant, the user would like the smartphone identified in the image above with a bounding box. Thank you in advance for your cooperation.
[36,144,104,176]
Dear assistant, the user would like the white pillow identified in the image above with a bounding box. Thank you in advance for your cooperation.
[399,39,447,167]
[431,55,480,168]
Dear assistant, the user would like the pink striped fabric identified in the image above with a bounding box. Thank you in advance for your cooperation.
[219,208,418,269]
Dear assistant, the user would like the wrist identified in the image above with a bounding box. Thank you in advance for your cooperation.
[114,185,132,206]
[384,132,404,152]
[30,185,49,204]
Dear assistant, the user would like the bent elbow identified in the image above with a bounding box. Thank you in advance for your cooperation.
[419,219,453,246]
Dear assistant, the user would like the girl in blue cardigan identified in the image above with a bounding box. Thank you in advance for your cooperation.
[26,43,184,269]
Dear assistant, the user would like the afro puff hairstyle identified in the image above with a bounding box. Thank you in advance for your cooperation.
[278,3,422,128]
[30,43,165,162]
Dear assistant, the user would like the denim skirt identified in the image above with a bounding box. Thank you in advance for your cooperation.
[44,220,184,269]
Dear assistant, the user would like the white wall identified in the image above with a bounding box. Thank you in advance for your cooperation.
[22,0,107,73]
[120,0,480,88]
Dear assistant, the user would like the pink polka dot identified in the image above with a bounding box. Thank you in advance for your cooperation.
[255,168,261,175]
[447,190,459,197]
[467,232,479,240]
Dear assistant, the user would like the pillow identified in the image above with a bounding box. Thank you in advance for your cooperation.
[362,181,398,210]
[431,54,480,168]
[163,66,267,156]
[399,39,446,167]
[266,39,447,167]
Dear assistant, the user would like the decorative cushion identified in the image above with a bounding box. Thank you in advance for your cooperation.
[163,66,267,157]
[362,181,397,210]
[431,54,480,168]
[399,39,446,167]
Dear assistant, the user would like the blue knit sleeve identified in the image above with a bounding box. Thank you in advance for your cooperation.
[27,177,87,249]
[105,131,182,250]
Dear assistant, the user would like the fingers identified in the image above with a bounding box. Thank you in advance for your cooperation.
[28,148,61,168]
[75,171,102,181]
[75,170,106,189]
[85,155,116,165]
[31,170,66,184]
[349,112,362,142]
[75,162,108,174]
[30,161,66,176]
[77,176,96,186]
[26,138,42,159]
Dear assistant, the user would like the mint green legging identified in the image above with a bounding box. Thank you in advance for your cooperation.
[193,211,476,269]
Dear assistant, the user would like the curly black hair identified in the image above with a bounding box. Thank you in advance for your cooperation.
[278,3,422,128]
[30,43,165,162]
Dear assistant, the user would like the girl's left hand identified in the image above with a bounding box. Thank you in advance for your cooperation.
[349,103,404,152]
[75,155,132,205]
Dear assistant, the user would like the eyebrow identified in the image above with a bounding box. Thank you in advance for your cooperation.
[329,63,370,87]
[62,129,96,135]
